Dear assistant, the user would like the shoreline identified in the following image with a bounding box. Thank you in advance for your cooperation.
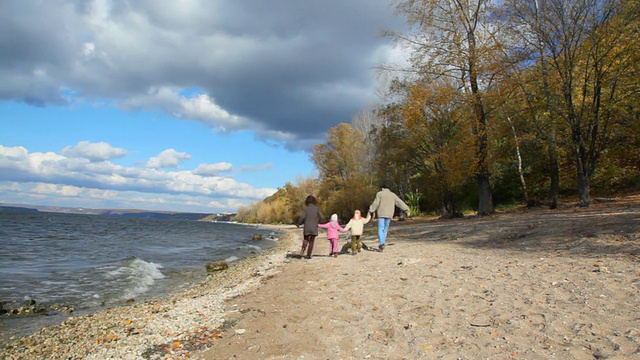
[3,199,640,359]
[1,225,299,359]
[0,218,284,343]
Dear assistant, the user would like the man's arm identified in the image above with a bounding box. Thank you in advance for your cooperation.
[395,195,410,217]
[369,192,381,214]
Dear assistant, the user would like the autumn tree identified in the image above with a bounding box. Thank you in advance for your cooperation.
[351,108,383,187]
[497,5,563,208]
[506,0,640,206]
[388,0,509,215]
[401,78,474,217]
[311,123,374,220]
[370,102,414,198]
[234,175,320,224]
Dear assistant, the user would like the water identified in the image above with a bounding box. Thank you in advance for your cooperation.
[0,209,278,344]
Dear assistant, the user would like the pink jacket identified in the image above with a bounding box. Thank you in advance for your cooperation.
[318,214,345,239]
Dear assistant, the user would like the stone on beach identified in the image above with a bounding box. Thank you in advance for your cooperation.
[205,260,229,273]
[251,233,263,241]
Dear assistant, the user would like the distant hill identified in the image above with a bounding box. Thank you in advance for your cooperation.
[200,212,237,222]
[0,203,215,221]
[0,205,39,212]
[100,210,209,220]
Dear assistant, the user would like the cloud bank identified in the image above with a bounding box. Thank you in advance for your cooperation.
[0,0,404,150]
[0,143,275,212]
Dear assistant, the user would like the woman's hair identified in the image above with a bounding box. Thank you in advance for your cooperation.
[305,195,317,206]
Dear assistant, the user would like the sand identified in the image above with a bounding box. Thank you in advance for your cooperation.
[2,196,639,360]
[196,197,640,360]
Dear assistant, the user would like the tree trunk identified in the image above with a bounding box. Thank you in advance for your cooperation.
[477,174,494,216]
[467,28,494,217]
[576,148,591,207]
[439,189,461,219]
[547,141,559,209]
[507,117,530,206]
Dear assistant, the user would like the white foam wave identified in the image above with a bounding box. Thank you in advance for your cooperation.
[104,258,165,301]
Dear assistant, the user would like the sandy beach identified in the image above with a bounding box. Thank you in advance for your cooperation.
[2,196,640,359]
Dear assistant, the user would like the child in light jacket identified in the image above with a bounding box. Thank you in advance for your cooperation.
[343,210,372,255]
[318,214,345,257]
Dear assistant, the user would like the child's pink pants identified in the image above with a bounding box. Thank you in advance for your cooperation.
[329,238,339,254]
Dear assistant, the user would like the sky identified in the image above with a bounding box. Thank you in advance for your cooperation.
[0,0,406,214]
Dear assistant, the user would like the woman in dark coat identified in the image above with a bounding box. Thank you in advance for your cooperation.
[296,195,324,259]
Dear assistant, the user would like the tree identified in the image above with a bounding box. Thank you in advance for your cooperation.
[498,2,563,208]
[351,108,383,187]
[311,123,373,220]
[401,78,474,217]
[388,0,507,215]
[507,0,640,206]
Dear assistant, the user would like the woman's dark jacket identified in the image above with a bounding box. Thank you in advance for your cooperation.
[297,204,324,236]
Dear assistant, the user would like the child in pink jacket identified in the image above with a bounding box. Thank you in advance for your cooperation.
[318,214,345,257]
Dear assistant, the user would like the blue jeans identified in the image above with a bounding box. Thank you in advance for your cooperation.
[377,217,391,246]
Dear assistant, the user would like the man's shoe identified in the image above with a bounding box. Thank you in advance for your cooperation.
[378,244,385,252]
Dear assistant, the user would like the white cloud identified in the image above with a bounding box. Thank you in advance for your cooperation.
[193,162,233,176]
[0,144,276,212]
[179,94,248,132]
[146,148,191,169]
[236,163,273,172]
[82,42,95,57]
[122,87,254,134]
[61,141,127,161]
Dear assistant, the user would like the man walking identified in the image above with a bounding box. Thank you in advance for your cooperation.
[368,184,410,252]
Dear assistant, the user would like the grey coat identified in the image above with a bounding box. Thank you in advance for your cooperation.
[368,188,410,218]
[297,204,324,236]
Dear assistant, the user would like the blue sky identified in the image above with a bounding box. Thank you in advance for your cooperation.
[0,0,405,213]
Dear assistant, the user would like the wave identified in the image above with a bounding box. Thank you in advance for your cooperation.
[242,244,262,251]
[102,257,165,302]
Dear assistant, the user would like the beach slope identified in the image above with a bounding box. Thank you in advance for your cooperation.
[2,197,639,359]
[197,198,640,359]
